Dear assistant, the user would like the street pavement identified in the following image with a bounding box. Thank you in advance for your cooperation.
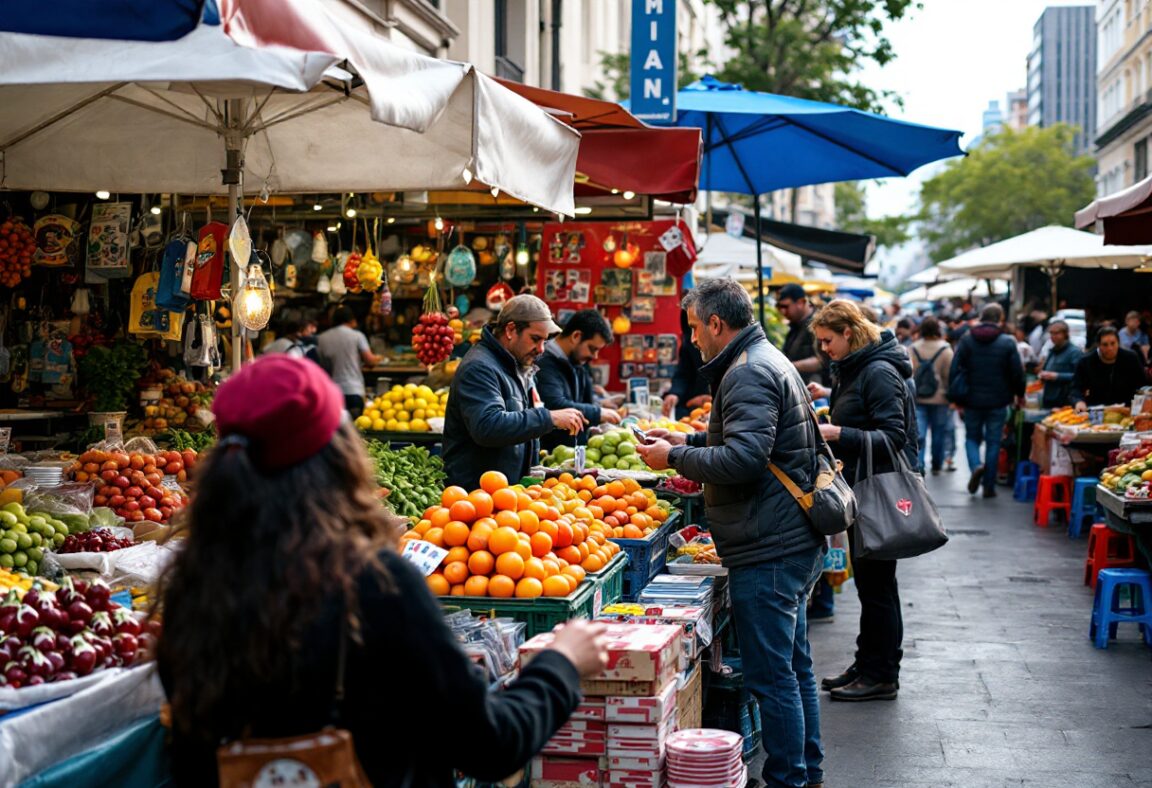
[780,468,1152,787]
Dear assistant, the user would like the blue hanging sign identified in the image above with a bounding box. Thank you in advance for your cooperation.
[629,0,678,124]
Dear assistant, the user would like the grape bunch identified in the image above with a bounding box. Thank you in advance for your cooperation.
[0,218,36,288]
[58,529,134,554]
[412,284,455,367]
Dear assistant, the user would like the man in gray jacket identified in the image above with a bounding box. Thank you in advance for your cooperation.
[639,278,826,788]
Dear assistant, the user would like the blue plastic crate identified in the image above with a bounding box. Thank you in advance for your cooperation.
[608,513,677,601]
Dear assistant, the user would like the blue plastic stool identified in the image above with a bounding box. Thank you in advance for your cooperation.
[1013,461,1040,502]
[1090,568,1152,649]
[1068,477,1100,539]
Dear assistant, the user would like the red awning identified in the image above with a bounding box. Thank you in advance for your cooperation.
[1075,175,1152,245]
[496,79,702,204]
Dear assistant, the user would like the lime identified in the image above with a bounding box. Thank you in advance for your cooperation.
[0,538,15,554]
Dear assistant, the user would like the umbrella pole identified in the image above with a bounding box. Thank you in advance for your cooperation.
[754,194,765,326]
[224,98,244,372]
[228,180,243,371]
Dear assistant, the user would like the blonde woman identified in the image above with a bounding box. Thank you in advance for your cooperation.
[806,299,918,702]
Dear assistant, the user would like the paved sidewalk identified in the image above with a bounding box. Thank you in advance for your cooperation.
[800,470,1152,787]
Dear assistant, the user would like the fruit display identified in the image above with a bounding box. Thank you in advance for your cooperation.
[1042,407,1089,429]
[404,471,650,599]
[364,440,445,519]
[141,371,214,433]
[165,428,217,453]
[70,449,192,524]
[0,567,54,598]
[0,468,23,491]
[539,427,674,475]
[0,578,146,687]
[356,383,448,433]
[658,475,702,495]
[343,248,363,293]
[413,285,455,367]
[1099,439,1152,499]
[679,401,712,432]
[0,217,35,288]
[0,503,72,576]
[58,528,134,554]
[632,417,695,435]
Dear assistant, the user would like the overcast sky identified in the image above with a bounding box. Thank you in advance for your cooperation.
[858,0,1095,219]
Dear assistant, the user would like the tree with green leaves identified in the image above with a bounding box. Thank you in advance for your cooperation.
[834,181,910,249]
[917,125,1097,261]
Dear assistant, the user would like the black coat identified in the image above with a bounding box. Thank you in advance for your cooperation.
[829,331,920,485]
[668,324,823,568]
[443,327,554,490]
[161,551,581,787]
[1073,347,1147,406]
[948,323,1025,409]
[535,343,601,452]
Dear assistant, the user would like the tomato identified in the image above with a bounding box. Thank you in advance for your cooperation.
[143,508,163,523]
[109,495,126,507]
[100,469,118,482]
[111,452,131,469]
[114,475,131,489]
[181,450,197,469]
[129,470,146,486]
[125,486,143,499]
[94,495,108,507]
[126,511,144,522]
[164,462,181,475]
[139,495,156,509]
[100,460,118,472]
[147,487,165,501]
[124,500,140,512]
[160,506,173,520]
[144,472,162,487]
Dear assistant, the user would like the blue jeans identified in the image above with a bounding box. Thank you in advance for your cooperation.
[809,575,835,618]
[917,403,951,471]
[963,406,1008,491]
[729,545,825,788]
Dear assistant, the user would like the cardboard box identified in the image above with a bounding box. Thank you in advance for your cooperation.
[530,755,605,787]
[521,624,683,697]
[572,698,607,722]
[557,719,608,735]
[676,663,703,731]
[605,677,677,724]
[608,721,673,743]
[605,769,664,788]
[606,752,664,772]
[542,735,607,757]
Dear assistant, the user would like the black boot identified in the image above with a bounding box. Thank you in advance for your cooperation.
[820,665,858,691]
[829,676,898,701]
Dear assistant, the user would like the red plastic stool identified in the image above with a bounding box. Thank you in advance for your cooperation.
[1033,475,1071,527]
[1084,523,1137,588]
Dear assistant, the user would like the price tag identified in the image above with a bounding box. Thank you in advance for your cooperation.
[575,445,587,474]
[658,225,684,252]
[593,586,604,618]
[401,538,449,577]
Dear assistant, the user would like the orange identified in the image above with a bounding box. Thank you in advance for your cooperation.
[495,552,525,580]
[426,572,450,595]
[400,530,421,542]
[450,584,466,596]
[545,506,562,521]
[513,540,533,561]
[467,524,493,552]
[554,522,574,548]
[579,475,597,491]
[480,470,510,494]
[423,527,445,547]
[558,472,575,487]
[516,492,533,511]
[529,501,550,519]
[538,519,559,541]
[441,485,469,508]
[523,557,547,581]
[494,510,522,530]
[578,541,591,560]
[445,546,470,565]
[606,480,626,498]
[622,478,641,493]
[429,507,452,529]
[449,499,477,524]
[541,558,561,577]
[473,516,498,531]
[588,505,604,520]
[622,524,643,539]
[488,575,516,598]
[492,488,519,512]
[563,564,586,585]
[468,490,494,518]
[423,505,439,520]
[468,550,495,575]
[556,545,582,565]
[443,520,471,547]
[581,553,604,572]
[488,526,521,555]
[443,561,469,585]
[530,531,553,558]
[413,519,433,535]
[517,509,541,535]
[515,577,544,598]
[464,575,489,596]
[577,489,593,502]
[543,477,559,488]
[542,575,572,597]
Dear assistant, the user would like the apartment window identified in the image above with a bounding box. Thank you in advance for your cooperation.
[1137,139,1149,181]
[493,0,525,82]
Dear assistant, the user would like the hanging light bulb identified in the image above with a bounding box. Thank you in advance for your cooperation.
[95,190,110,200]
[622,190,636,200]
[234,264,274,331]
[313,201,323,212]
[150,204,162,216]
[515,243,530,266]
[345,206,357,219]
[433,215,444,232]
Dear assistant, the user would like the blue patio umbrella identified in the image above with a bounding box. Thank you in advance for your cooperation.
[0,0,206,41]
[640,76,964,321]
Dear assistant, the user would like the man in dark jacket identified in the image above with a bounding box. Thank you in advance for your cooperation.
[638,278,826,788]
[777,282,829,386]
[443,295,586,490]
[1073,326,1148,409]
[948,303,1025,498]
[536,309,621,451]
[1038,320,1083,408]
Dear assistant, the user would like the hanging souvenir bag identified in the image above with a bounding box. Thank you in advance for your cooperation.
[191,221,228,300]
[356,220,383,292]
[445,227,477,288]
[184,310,220,368]
[157,238,192,310]
[129,272,166,338]
[311,230,329,263]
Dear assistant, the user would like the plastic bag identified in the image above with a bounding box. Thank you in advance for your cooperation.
[823,531,851,587]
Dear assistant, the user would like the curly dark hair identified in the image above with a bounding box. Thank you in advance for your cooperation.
[154,421,403,738]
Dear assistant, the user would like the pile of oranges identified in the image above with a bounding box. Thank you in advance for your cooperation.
[403,471,669,599]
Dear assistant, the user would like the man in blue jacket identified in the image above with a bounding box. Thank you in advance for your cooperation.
[949,303,1025,498]
[638,278,826,788]
[535,309,621,452]
[443,295,586,490]
[1038,320,1084,408]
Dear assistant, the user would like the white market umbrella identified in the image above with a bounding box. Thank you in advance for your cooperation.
[902,277,1007,302]
[694,232,804,284]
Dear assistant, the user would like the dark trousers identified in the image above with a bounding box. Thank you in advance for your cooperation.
[344,394,366,419]
[850,539,903,684]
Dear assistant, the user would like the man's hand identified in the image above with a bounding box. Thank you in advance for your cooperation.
[807,382,831,400]
[1038,370,1057,381]
[636,439,673,470]
[661,393,679,417]
[550,408,587,434]
[599,407,622,425]
[646,428,687,446]
[818,423,842,442]
[685,394,711,409]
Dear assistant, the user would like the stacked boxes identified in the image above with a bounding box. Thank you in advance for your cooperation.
[604,678,678,788]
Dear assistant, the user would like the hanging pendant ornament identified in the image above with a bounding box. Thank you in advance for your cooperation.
[377,271,393,315]
[356,218,384,292]
[229,214,252,271]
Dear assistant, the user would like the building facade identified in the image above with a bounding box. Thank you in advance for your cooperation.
[1094,0,1152,196]
[322,0,458,55]
[1027,5,1097,154]
[1006,89,1029,130]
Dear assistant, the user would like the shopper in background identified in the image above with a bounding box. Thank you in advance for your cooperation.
[316,306,382,418]
[895,318,916,348]
[1073,326,1148,410]
[443,295,586,491]
[909,316,954,475]
[777,283,828,386]
[1119,311,1150,363]
[661,307,711,419]
[156,356,610,787]
[1007,322,1035,369]
[637,279,826,788]
[806,299,916,703]
[1037,320,1083,408]
[262,314,317,360]
[536,309,621,452]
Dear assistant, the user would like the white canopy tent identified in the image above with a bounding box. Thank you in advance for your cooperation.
[692,232,804,283]
[936,226,1152,277]
[901,277,1008,302]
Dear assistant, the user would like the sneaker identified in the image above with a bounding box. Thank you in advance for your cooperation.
[968,465,984,494]
[945,458,957,472]
[808,614,835,624]
[983,487,998,499]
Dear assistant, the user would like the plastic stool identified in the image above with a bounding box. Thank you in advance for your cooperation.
[1089,568,1152,649]
[1033,475,1071,527]
[1013,462,1040,502]
[1068,477,1100,539]
[1084,523,1137,588]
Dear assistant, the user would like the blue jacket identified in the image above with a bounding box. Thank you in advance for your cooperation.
[535,342,601,451]
[1041,342,1084,408]
[949,323,1025,409]
[442,327,554,490]
[668,324,823,568]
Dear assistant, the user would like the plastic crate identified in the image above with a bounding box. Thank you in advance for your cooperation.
[607,513,677,601]
[440,580,596,638]
[588,551,628,610]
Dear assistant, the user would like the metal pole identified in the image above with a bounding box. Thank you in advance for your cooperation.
[754,194,765,326]
[223,99,244,371]
[228,180,242,371]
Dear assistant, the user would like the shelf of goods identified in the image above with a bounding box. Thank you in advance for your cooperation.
[608,513,677,602]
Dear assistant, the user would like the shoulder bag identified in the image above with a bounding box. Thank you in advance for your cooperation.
[852,432,948,560]
[216,616,371,787]
[768,409,857,536]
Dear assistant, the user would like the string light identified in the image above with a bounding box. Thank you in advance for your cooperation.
[234,265,273,331]
[95,191,110,200]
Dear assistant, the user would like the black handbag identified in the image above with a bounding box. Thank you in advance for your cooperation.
[768,410,857,536]
[852,433,948,560]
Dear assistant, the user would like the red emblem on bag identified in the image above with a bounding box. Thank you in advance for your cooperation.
[896,498,913,517]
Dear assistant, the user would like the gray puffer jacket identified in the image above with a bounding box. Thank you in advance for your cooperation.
[668,324,823,568]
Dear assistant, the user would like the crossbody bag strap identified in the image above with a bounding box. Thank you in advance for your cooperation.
[767,404,831,513]
[329,605,349,726]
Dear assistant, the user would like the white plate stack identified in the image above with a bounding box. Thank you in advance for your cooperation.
[24,465,63,487]
[665,728,746,788]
